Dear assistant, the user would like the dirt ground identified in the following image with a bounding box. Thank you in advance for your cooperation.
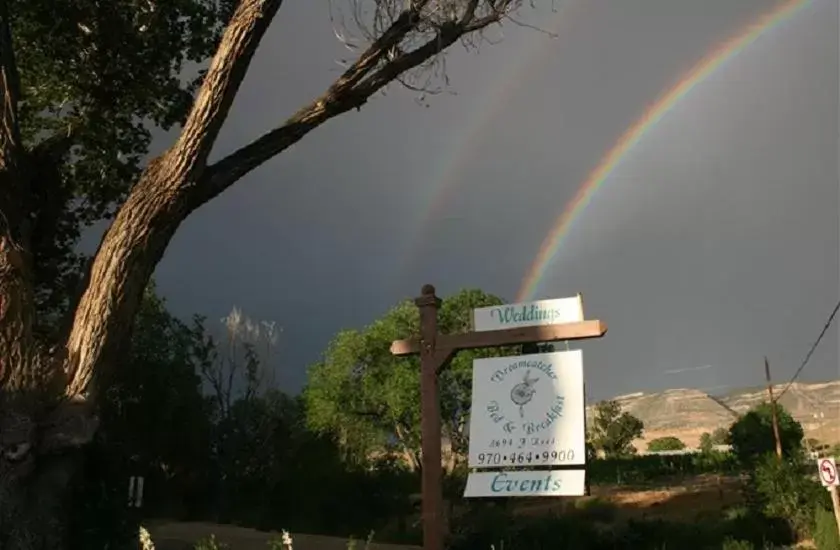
[514,474,744,522]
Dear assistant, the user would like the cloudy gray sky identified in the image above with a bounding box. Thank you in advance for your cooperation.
[145,0,837,401]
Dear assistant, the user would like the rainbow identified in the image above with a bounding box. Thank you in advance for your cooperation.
[516,0,812,302]
[401,0,584,273]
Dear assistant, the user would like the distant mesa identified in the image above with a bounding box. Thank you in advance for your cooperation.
[588,380,840,451]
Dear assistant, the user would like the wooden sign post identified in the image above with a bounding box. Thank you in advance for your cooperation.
[390,285,607,550]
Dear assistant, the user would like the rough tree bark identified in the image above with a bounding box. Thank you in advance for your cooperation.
[0,0,519,547]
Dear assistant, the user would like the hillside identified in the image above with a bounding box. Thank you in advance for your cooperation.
[587,380,840,450]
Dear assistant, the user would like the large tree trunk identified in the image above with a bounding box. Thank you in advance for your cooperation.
[0,0,286,544]
[0,0,512,546]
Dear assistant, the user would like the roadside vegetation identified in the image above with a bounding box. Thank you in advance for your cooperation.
[69,287,839,550]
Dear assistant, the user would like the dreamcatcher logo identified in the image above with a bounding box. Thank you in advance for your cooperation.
[485,359,566,435]
[510,370,539,418]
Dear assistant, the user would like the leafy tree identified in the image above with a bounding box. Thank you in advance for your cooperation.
[589,400,644,458]
[699,432,714,454]
[15,0,235,344]
[0,0,528,546]
[646,436,686,453]
[728,402,804,465]
[189,306,284,522]
[305,288,522,468]
[99,283,214,512]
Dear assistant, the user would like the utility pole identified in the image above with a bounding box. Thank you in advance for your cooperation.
[764,356,783,460]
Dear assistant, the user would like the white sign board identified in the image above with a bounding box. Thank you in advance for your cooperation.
[472,296,584,332]
[464,469,586,498]
[467,350,585,468]
[818,457,839,487]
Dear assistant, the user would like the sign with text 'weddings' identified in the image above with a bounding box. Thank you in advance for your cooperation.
[464,469,586,498]
[467,350,585,469]
[472,296,584,332]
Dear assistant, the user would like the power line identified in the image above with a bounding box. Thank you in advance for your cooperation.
[775,298,840,401]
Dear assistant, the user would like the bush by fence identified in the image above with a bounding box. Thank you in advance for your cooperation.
[447,501,795,550]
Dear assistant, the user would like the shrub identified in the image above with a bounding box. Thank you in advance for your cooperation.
[720,538,753,550]
[750,453,827,538]
[647,436,686,452]
[570,497,617,523]
[587,451,738,485]
[447,507,794,549]
[194,534,228,550]
[448,511,601,550]
[699,433,715,454]
[719,506,794,547]
[728,403,804,466]
[814,506,840,550]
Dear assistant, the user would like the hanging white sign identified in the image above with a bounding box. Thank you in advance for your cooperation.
[472,295,584,332]
[467,350,586,469]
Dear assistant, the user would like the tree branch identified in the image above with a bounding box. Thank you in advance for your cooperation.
[61,0,289,398]
[193,0,506,207]
[60,0,513,398]
[163,0,285,184]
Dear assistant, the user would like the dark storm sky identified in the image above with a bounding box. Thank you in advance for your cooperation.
[129,0,838,400]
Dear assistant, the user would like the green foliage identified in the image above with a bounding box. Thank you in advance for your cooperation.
[589,400,644,458]
[711,427,729,445]
[66,434,139,550]
[728,402,804,465]
[720,538,753,550]
[207,388,417,538]
[194,534,229,550]
[97,282,214,517]
[570,497,617,523]
[447,506,794,550]
[814,506,840,550]
[68,282,212,546]
[304,289,518,463]
[346,531,375,550]
[750,453,828,538]
[647,436,686,453]
[587,452,738,485]
[68,287,416,543]
[13,0,233,341]
[699,432,714,454]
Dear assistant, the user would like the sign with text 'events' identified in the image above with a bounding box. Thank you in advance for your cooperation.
[464,469,586,498]
[467,350,585,469]
[472,296,584,332]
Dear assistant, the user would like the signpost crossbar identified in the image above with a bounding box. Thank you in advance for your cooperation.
[391,320,607,356]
